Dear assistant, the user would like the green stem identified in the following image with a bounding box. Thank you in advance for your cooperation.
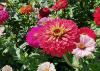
[63,55,74,68]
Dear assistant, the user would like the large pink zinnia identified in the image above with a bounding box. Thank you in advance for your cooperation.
[38,18,79,57]
[26,27,40,48]
[0,10,9,25]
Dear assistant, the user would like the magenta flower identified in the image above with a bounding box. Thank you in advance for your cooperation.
[26,27,40,48]
[38,18,79,57]
[0,10,9,25]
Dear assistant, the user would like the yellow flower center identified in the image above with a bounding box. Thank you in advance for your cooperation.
[51,24,65,37]
[44,68,49,71]
[79,43,85,49]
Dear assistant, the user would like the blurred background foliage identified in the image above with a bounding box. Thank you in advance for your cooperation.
[0,0,100,71]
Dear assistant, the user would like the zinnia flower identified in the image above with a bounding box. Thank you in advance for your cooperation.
[52,0,68,11]
[0,26,5,37]
[0,10,9,25]
[72,35,96,58]
[26,26,40,47]
[37,62,56,71]
[38,8,51,19]
[2,65,13,71]
[93,7,100,26]
[19,5,33,14]
[38,18,79,57]
[37,17,52,26]
[0,4,4,10]
[79,27,96,40]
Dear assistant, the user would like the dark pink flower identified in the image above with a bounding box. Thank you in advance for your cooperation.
[26,27,40,47]
[38,18,79,57]
[0,10,9,25]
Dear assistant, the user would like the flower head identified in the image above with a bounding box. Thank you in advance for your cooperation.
[2,65,13,71]
[79,27,96,40]
[37,17,52,26]
[38,18,79,57]
[26,26,40,47]
[72,35,96,58]
[39,8,51,19]
[19,5,33,15]
[52,0,68,11]
[0,10,9,25]
[93,7,100,26]
[37,62,56,71]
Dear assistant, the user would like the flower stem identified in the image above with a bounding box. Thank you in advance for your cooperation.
[63,54,74,68]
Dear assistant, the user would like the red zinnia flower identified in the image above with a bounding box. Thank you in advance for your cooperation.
[38,18,79,57]
[19,5,34,15]
[79,27,96,40]
[93,7,100,26]
[52,0,68,11]
[38,8,51,19]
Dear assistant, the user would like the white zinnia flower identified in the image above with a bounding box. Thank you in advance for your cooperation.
[0,26,5,37]
[37,62,56,71]
[2,65,13,71]
[72,35,96,58]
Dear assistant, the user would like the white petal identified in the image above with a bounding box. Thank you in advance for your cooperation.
[80,35,91,44]
[85,38,96,48]
[72,48,93,58]
[85,47,95,52]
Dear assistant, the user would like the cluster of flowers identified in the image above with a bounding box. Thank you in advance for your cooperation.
[26,17,96,58]
[24,0,98,58]
[0,0,100,71]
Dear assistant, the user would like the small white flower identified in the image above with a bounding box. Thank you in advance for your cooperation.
[37,62,56,71]
[0,26,5,37]
[2,65,13,71]
[72,35,96,58]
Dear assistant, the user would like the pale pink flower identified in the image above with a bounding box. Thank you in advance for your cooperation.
[72,35,96,58]
[37,17,52,26]
[2,65,13,71]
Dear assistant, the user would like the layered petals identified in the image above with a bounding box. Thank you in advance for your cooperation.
[38,18,79,57]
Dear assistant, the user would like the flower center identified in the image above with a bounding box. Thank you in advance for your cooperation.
[44,68,49,71]
[53,29,61,34]
[51,24,65,37]
[79,43,85,49]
